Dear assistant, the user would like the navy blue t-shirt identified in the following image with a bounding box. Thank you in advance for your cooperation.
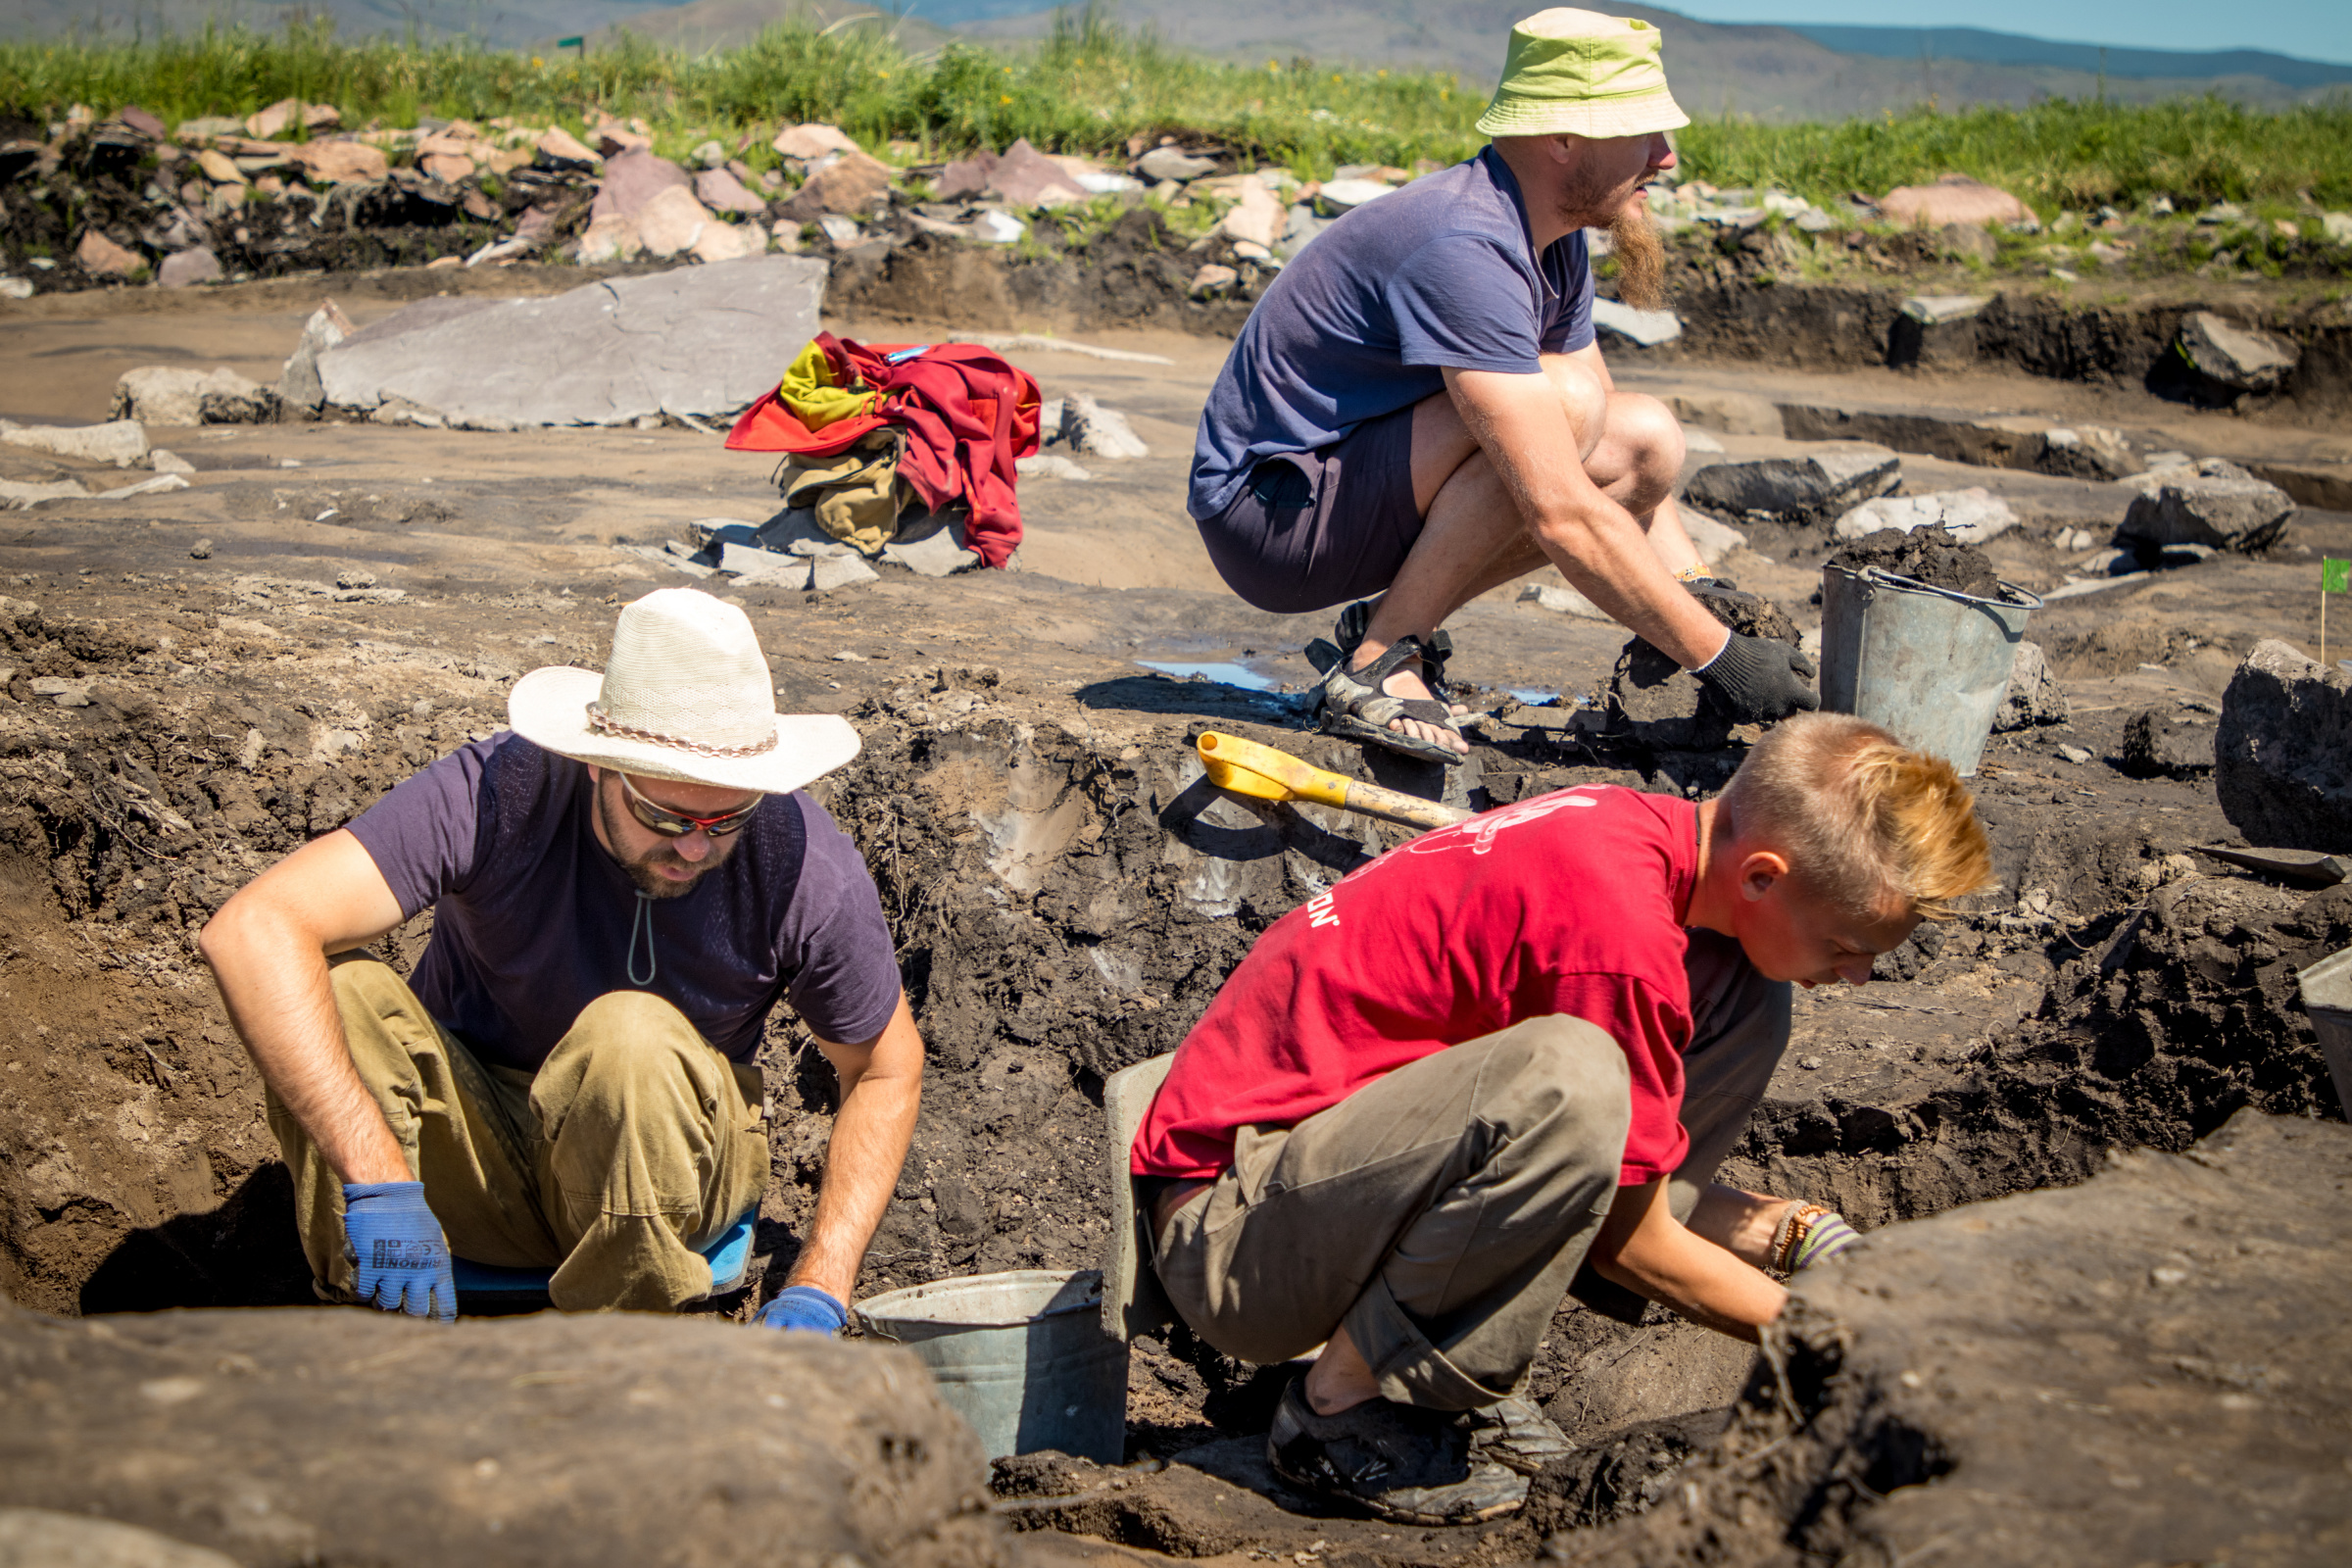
[1189,147,1596,520]
[347,733,901,1071]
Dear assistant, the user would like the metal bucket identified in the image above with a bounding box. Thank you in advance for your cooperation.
[855,1269,1126,1463]
[1820,564,2043,776]
[2295,946,2352,1116]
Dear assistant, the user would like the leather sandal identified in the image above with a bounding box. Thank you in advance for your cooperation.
[1304,603,1467,768]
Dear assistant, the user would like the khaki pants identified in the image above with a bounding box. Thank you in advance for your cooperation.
[1153,931,1789,1409]
[269,959,768,1313]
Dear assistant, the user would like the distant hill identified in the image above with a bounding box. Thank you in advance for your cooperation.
[953,2,2352,115]
[1784,26,2352,90]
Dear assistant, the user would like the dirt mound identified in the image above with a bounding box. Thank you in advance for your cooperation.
[1826,527,2004,599]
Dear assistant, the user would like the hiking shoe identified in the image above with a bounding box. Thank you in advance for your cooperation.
[1265,1378,1528,1525]
[1465,1394,1576,1476]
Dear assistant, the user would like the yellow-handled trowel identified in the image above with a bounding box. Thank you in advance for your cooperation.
[1195,731,1470,833]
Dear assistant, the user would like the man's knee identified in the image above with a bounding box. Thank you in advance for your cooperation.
[1601,393,1686,499]
[555,992,710,1081]
[1540,356,1610,446]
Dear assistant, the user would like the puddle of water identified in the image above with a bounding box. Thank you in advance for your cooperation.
[1507,688,1561,706]
[1137,660,1280,692]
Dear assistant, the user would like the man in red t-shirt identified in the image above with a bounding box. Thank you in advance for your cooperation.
[1132,712,1991,1523]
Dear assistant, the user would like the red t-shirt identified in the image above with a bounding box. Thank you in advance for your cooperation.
[1133,785,1700,1189]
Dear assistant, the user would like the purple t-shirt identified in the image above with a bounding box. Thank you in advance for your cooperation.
[347,732,901,1071]
[1189,147,1595,520]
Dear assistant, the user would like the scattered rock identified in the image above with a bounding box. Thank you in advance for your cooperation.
[1833,487,2017,544]
[716,542,812,588]
[780,149,898,220]
[772,122,861,161]
[2175,312,2299,395]
[811,553,882,592]
[1312,178,1395,215]
[155,246,220,289]
[1136,147,1215,182]
[1591,298,1682,347]
[148,449,195,475]
[972,210,1026,245]
[1681,446,1898,524]
[2216,640,2352,853]
[0,417,149,467]
[1213,175,1285,249]
[277,300,356,414]
[574,212,643,265]
[1015,454,1092,482]
[1188,264,1238,300]
[590,150,691,222]
[75,230,143,278]
[0,479,90,509]
[188,538,212,559]
[2118,470,2295,555]
[0,1506,241,1567]
[2119,708,2216,778]
[2056,743,2092,763]
[694,218,764,264]
[986,138,1088,209]
[1879,174,2033,227]
[881,517,984,577]
[244,97,335,139]
[693,166,767,216]
[281,140,388,185]
[634,185,720,258]
[1061,394,1148,459]
[1993,640,2068,730]
[0,277,31,300]
[534,126,600,168]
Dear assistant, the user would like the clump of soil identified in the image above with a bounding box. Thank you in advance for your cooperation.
[1827,527,2005,600]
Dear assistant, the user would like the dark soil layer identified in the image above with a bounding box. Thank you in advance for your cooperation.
[1826,527,2005,599]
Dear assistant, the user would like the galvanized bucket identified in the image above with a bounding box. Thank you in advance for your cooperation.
[2295,945,2352,1117]
[1820,564,2043,776]
[855,1269,1126,1463]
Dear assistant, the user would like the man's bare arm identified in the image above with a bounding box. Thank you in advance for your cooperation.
[1444,364,1725,669]
[197,829,410,1184]
[787,993,925,1303]
[1590,1178,1788,1341]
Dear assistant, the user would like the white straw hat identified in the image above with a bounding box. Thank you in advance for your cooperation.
[508,588,859,794]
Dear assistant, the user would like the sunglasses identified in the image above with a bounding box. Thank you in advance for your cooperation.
[616,770,761,839]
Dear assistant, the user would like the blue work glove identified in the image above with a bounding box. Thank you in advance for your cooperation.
[341,1181,456,1322]
[1791,1210,1862,1271]
[757,1285,848,1335]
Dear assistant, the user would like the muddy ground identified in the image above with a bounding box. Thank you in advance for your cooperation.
[1,270,2349,1565]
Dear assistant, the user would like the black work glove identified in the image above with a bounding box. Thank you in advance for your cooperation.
[1694,631,1820,724]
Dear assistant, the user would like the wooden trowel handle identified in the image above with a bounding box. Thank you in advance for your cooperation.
[1196,732,1470,833]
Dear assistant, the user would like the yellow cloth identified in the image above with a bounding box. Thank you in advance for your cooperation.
[778,338,884,431]
[782,429,909,555]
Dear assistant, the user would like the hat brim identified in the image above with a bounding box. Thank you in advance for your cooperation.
[507,666,861,795]
[1476,87,1690,140]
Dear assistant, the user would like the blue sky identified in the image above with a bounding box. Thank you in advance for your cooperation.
[1666,1,2352,67]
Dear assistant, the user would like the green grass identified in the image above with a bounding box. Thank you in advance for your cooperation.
[3,8,2347,209]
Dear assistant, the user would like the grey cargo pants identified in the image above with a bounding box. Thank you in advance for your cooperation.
[1152,930,1788,1409]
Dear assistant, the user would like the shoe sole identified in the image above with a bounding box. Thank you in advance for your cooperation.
[1267,1448,1525,1527]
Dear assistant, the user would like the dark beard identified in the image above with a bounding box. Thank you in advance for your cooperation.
[1607,203,1667,312]
[596,784,715,900]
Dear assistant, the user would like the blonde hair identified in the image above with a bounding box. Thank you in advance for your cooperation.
[1717,713,1993,921]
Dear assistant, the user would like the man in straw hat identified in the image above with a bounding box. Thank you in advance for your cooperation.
[1188,9,1816,765]
[201,589,919,1329]
[1132,715,1991,1521]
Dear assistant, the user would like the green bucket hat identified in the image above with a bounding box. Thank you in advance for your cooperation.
[1476,9,1690,139]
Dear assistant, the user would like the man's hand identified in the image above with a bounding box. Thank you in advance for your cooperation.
[757,1285,849,1335]
[1694,632,1820,724]
[342,1181,456,1322]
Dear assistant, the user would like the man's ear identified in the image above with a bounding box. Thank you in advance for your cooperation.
[1739,850,1791,904]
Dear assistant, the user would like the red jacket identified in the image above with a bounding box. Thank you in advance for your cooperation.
[726,334,1042,569]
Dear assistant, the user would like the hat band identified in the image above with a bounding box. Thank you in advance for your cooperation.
[586,702,779,759]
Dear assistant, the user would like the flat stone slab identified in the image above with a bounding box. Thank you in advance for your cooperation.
[0,1298,999,1568]
[318,257,826,428]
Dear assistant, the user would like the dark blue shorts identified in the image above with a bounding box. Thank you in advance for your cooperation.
[1193,400,1422,615]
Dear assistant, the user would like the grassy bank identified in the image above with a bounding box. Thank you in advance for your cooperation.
[4,10,2347,210]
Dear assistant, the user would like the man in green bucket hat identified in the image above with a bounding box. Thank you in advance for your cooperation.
[1188,9,1817,765]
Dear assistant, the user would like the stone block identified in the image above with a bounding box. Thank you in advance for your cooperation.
[277,300,355,412]
[882,517,982,577]
[810,553,880,592]
[2118,708,2215,778]
[2119,472,2295,554]
[1665,390,1782,437]
[0,417,148,466]
[2216,640,2352,853]
[2177,312,2298,395]
[1834,487,2017,544]
[1993,640,2067,730]
[1683,446,1897,525]
[1887,294,1988,368]
[1591,298,1681,347]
